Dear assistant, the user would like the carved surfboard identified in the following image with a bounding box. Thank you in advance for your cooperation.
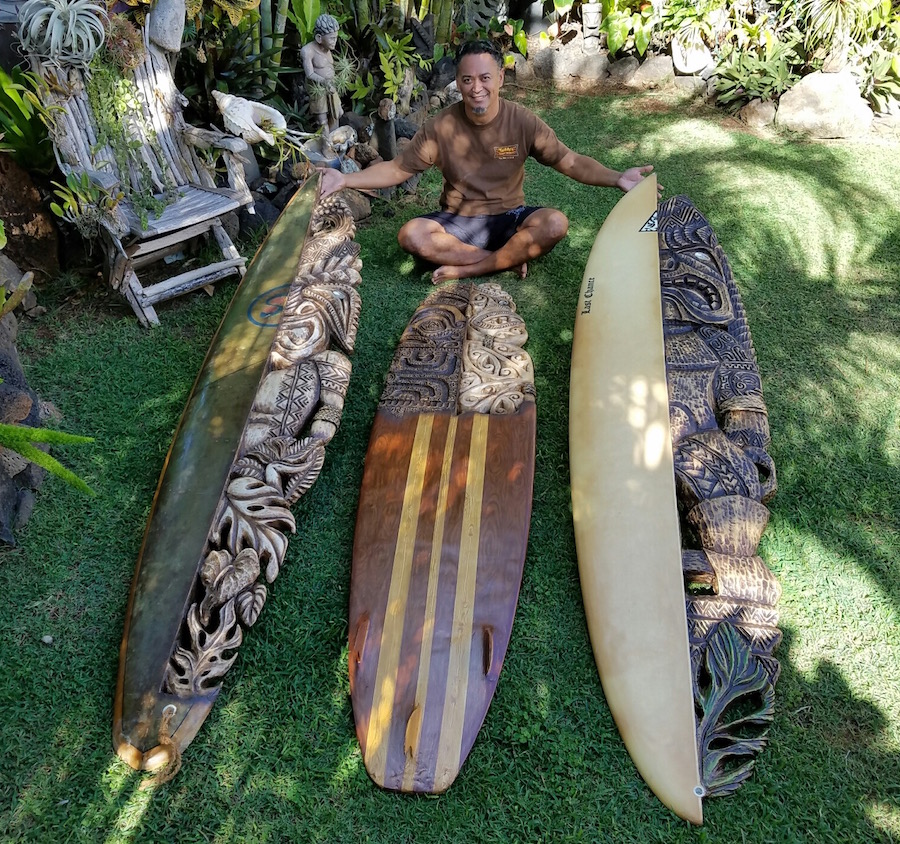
[114,177,364,772]
[349,282,535,793]
[569,175,704,824]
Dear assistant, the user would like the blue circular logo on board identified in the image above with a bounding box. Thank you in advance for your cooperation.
[247,284,292,327]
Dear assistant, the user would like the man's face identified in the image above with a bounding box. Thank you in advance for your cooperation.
[456,52,504,123]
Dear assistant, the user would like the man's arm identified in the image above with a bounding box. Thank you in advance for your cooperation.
[552,150,659,193]
[318,159,418,198]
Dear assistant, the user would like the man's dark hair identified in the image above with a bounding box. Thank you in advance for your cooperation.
[455,39,503,69]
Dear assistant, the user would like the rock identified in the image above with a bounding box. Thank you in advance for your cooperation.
[0,157,59,281]
[394,116,419,140]
[442,80,462,106]
[339,189,372,222]
[629,55,674,89]
[674,76,707,96]
[739,98,777,129]
[350,142,380,169]
[531,43,610,83]
[239,194,280,233]
[430,56,457,91]
[339,111,373,144]
[41,635,53,645]
[607,56,640,86]
[775,69,873,138]
[220,211,239,243]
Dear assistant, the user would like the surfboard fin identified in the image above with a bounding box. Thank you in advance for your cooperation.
[352,615,369,665]
[482,626,494,676]
[405,705,422,758]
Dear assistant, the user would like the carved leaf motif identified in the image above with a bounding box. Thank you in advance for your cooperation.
[695,621,775,796]
[217,477,294,582]
[166,600,243,697]
[247,435,326,504]
[198,547,261,626]
[236,582,267,627]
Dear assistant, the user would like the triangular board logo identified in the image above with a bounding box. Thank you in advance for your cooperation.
[640,210,658,232]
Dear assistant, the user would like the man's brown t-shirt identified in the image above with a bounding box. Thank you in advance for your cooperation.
[396,98,570,216]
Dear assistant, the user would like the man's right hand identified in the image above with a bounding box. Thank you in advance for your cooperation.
[318,167,345,198]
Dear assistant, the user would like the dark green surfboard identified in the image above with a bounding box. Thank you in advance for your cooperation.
[113,176,320,770]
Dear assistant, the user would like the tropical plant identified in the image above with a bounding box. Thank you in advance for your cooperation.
[0,269,33,319]
[0,67,56,176]
[17,0,108,69]
[103,13,145,72]
[177,11,283,124]
[0,422,94,494]
[84,50,172,228]
[658,0,727,48]
[374,28,431,102]
[600,0,655,56]
[854,7,900,111]
[795,0,874,62]
[285,0,322,45]
[714,32,802,110]
[50,170,126,242]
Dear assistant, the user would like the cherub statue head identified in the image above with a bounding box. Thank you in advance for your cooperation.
[313,14,339,51]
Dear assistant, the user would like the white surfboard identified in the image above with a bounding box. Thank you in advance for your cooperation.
[569,175,703,825]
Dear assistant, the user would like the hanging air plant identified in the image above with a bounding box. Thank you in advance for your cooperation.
[17,0,108,70]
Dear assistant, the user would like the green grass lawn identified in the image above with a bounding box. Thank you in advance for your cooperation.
[1,87,898,843]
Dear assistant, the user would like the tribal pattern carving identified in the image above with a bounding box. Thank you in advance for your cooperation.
[379,282,535,416]
[659,196,780,797]
[165,194,361,698]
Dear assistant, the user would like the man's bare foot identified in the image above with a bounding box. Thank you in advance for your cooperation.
[431,263,473,283]
[430,262,528,284]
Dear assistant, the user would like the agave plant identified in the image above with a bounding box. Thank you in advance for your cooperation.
[17,0,108,69]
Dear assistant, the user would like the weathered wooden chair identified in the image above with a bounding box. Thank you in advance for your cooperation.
[30,15,254,326]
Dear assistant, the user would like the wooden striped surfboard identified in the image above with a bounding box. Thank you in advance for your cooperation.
[349,282,535,793]
[569,175,704,824]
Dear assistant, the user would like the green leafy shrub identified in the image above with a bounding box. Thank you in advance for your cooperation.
[600,0,655,57]
[714,32,803,110]
[0,67,56,176]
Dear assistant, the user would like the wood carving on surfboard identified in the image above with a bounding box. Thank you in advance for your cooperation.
[114,178,363,776]
[570,176,780,823]
[658,194,779,798]
[349,282,535,793]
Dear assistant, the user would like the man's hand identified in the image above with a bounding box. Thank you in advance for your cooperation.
[616,165,664,196]
[318,167,345,198]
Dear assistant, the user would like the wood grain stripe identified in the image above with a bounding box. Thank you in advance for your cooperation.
[434,413,489,786]
[365,414,434,782]
[401,414,459,791]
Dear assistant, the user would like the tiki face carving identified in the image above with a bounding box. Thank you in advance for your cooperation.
[659,202,734,325]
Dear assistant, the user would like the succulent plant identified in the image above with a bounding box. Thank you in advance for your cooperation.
[17,0,108,69]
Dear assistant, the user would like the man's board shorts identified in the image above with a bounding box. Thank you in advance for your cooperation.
[416,206,542,253]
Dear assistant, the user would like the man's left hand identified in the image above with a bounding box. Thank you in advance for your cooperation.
[617,165,664,196]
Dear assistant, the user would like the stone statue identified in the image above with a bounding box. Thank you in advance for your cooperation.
[300,14,343,134]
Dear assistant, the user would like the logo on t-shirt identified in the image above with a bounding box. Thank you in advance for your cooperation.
[494,144,519,160]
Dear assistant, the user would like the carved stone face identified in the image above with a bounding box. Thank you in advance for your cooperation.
[316,31,338,51]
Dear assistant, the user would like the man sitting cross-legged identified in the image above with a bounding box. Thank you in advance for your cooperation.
[318,39,662,283]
